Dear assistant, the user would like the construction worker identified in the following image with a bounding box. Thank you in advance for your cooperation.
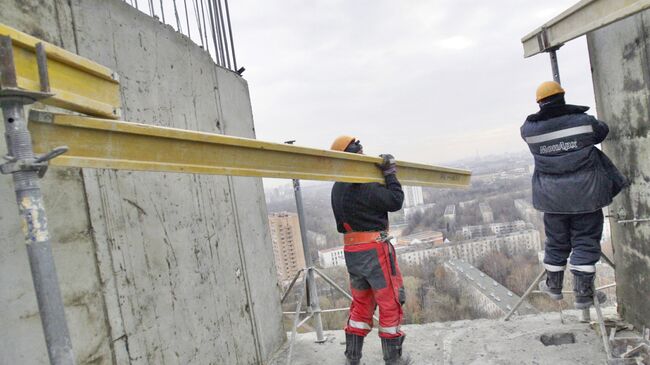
[330,135,408,365]
[521,81,628,309]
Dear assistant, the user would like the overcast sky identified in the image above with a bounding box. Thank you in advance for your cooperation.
[227,0,596,169]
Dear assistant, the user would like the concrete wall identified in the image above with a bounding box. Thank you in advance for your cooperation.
[587,10,650,330]
[0,1,284,364]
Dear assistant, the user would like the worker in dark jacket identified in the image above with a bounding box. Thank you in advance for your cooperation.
[330,135,408,365]
[521,81,628,309]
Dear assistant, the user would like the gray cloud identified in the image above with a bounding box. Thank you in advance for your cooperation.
[228,1,596,167]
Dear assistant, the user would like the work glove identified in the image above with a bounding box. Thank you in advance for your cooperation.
[378,154,397,176]
[398,287,406,306]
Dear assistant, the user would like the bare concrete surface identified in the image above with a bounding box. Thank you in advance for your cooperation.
[271,309,617,365]
[588,8,650,331]
[0,0,284,364]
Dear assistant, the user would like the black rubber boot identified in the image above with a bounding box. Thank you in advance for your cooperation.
[345,333,364,365]
[539,270,564,300]
[573,272,607,309]
[381,336,411,365]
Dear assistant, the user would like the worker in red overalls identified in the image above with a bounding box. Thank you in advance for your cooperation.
[330,136,408,365]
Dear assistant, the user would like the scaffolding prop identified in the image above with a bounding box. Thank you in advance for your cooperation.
[277,174,368,364]
[279,266,380,365]
[290,168,325,343]
[0,36,75,365]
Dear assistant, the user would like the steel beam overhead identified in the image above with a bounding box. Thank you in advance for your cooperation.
[0,23,121,119]
[521,0,650,57]
[28,111,471,188]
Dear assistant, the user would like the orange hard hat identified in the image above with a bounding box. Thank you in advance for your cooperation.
[330,135,357,151]
[536,81,565,102]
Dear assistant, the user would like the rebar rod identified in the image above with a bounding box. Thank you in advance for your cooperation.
[172,0,182,32]
[206,0,220,65]
[618,217,650,224]
[216,0,230,69]
[199,0,210,53]
[159,0,166,23]
[223,0,237,70]
[192,0,204,47]
[212,0,226,67]
[35,43,50,93]
[183,0,191,38]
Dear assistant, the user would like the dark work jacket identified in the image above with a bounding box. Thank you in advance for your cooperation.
[521,104,628,214]
[331,174,404,232]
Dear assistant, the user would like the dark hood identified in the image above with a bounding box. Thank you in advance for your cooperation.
[526,104,590,122]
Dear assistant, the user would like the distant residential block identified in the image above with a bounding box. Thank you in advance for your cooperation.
[318,246,345,268]
[479,202,494,223]
[444,204,456,231]
[403,186,424,208]
[514,199,541,224]
[460,221,528,240]
[397,230,444,246]
[269,212,306,283]
[397,229,542,266]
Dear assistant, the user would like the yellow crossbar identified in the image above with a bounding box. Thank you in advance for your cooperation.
[28,111,471,188]
[0,23,121,119]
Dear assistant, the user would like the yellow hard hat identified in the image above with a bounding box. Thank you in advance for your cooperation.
[536,81,565,102]
[330,135,357,151]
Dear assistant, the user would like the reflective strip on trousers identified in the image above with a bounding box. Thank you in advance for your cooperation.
[378,325,400,335]
[544,264,566,272]
[525,125,594,144]
[348,319,372,330]
[570,264,596,273]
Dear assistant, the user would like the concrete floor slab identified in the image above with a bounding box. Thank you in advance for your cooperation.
[271,309,616,365]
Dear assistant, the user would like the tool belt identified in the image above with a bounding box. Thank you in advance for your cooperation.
[344,231,387,245]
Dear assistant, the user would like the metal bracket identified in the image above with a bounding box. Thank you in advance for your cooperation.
[607,213,650,225]
[0,146,68,177]
[618,217,650,224]
[536,27,563,53]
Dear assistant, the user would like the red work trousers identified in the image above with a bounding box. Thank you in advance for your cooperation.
[343,238,404,339]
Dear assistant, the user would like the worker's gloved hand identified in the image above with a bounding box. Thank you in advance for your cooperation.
[398,287,406,306]
[378,154,397,176]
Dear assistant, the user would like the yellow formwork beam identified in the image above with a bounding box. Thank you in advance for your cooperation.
[0,23,121,119]
[28,111,471,188]
[521,0,650,57]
